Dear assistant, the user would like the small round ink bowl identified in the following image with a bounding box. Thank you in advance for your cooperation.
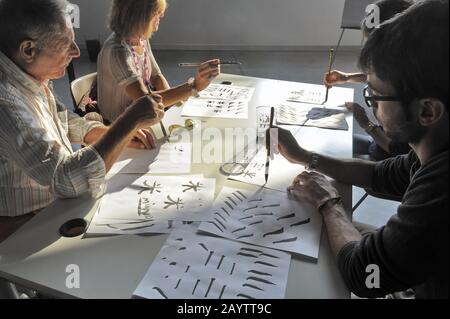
[59,219,87,238]
[221,81,233,85]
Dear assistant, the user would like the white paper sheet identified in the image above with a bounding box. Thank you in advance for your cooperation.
[286,88,327,105]
[277,104,349,130]
[108,142,192,176]
[199,187,323,259]
[133,228,291,299]
[87,175,216,235]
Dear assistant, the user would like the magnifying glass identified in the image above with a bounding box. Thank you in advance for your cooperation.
[220,162,247,176]
[219,142,260,176]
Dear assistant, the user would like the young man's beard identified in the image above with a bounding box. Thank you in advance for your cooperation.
[387,120,427,144]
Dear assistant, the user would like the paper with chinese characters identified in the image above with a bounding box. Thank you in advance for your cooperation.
[286,88,327,105]
[87,175,215,235]
[199,187,322,259]
[181,84,254,119]
[133,227,290,299]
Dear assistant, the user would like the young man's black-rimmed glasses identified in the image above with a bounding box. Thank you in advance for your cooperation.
[363,85,402,108]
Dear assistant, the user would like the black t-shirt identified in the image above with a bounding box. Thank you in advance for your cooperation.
[338,150,449,299]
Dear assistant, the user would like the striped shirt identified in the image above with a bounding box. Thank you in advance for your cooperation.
[0,51,106,217]
[97,33,163,123]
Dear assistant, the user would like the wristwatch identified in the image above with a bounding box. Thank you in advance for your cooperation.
[187,77,199,97]
[307,152,320,171]
[365,122,380,134]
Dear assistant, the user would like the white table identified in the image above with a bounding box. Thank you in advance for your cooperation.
[0,74,354,299]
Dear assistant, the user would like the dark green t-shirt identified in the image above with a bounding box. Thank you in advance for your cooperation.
[338,150,449,299]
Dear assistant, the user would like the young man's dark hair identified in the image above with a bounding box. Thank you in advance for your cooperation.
[362,0,415,36]
[360,0,449,115]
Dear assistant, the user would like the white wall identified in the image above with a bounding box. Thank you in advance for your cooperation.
[72,0,363,50]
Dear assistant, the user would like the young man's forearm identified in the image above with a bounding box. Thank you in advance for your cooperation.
[322,202,362,260]
[303,151,376,188]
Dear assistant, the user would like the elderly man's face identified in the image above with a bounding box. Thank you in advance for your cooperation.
[27,25,80,82]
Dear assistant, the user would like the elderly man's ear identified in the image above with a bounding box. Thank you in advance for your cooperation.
[18,40,38,64]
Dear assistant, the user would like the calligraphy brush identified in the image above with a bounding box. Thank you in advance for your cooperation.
[265,107,275,184]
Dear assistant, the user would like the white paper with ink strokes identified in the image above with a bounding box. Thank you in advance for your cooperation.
[199,187,323,259]
[133,227,290,299]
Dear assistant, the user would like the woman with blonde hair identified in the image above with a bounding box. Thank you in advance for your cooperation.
[97,0,220,130]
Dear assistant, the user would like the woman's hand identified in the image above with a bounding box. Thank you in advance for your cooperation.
[194,59,221,91]
[323,70,349,88]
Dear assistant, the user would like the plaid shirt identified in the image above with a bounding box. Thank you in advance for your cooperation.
[0,51,106,217]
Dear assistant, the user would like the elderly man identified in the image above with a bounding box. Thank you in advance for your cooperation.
[271,0,448,299]
[0,0,164,242]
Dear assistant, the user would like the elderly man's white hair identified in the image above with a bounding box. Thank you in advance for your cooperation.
[0,0,72,56]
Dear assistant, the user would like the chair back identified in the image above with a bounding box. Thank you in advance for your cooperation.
[70,72,97,107]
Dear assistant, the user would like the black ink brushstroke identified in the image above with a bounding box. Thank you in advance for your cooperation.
[248,270,273,276]
[262,204,281,208]
[230,263,236,275]
[240,247,263,253]
[246,276,276,285]
[227,197,237,206]
[205,251,214,266]
[232,226,246,233]
[221,207,231,216]
[273,237,298,244]
[263,228,284,237]
[254,261,278,268]
[277,213,296,221]
[237,293,256,299]
[214,212,227,222]
[290,218,311,227]
[192,280,200,295]
[217,256,225,270]
[219,285,227,299]
[209,221,224,232]
[225,201,234,210]
[248,220,263,226]
[259,253,280,259]
[236,191,247,199]
[153,287,169,299]
[237,234,254,240]
[205,278,215,298]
